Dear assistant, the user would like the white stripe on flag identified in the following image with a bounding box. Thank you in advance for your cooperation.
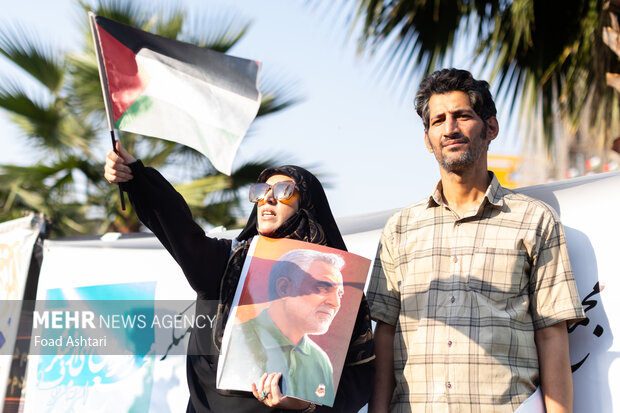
[119,49,260,175]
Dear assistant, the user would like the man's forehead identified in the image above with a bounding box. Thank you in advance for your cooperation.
[307,260,343,284]
[428,91,474,117]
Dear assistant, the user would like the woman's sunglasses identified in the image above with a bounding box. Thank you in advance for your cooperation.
[249,181,297,203]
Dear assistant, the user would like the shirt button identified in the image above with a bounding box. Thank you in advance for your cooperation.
[446,382,452,389]
[448,340,453,347]
[452,256,458,263]
[450,296,455,303]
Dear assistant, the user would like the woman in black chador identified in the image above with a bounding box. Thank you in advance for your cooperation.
[105,143,374,413]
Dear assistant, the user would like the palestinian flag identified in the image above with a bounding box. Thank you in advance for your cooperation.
[89,13,261,175]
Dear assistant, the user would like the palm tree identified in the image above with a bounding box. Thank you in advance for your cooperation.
[0,0,297,237]
[342,0,620,180]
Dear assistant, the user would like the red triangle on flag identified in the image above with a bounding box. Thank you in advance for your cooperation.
[97,25,150,122]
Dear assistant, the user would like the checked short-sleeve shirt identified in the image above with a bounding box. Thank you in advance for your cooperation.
[367,172,584,412]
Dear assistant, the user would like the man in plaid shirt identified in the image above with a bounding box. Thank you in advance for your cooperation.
[367,69,584,413]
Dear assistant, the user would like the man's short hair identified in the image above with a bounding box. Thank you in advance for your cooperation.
[268,249,345,301]
[414,68,497,131]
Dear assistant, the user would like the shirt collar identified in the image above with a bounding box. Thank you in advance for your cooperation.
[485,172,505,207]
[427,171,505,210]
[254,310,312,355]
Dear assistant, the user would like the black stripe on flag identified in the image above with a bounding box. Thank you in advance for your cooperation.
[95,15,260,101]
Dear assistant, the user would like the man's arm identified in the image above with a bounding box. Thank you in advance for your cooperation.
[534,321,573,413]
[368,321,396,413]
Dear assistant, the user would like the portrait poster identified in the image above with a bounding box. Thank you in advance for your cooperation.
[216,236,371,406]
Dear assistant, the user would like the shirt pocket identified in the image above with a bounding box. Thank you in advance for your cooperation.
[468,247,528,302]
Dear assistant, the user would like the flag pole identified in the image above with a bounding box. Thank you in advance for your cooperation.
[88,11,126,211]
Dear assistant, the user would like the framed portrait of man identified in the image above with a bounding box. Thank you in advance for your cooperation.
[216,236,371,406]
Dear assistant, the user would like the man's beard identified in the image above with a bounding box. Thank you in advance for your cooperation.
[433,124,488,173]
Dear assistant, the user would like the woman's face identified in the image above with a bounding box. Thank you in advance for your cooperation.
[256,174,300,234]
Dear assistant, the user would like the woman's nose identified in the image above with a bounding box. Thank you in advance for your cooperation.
[263,187,277,204]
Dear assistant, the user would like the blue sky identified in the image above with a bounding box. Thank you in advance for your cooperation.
[0,0,519,219]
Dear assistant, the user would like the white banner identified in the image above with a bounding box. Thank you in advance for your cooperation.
[23,236,196,413]
[519,172,620,412]
[0,215,43,410]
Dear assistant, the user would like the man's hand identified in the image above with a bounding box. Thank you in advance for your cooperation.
[251,372,311,410]
[535,321,573,413]
[104,140,136,183]
[368,321,396,413]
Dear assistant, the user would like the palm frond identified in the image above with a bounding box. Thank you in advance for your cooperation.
[182,9,250,53]
[256,73,302,118]
[229,159,278,189]
[4,184,47,214]
[80,0,152,29]
[67,52,108,120]
[191,200,243,229]
[0,81,63,147]
[0,86,93,155]
[152,8,185,39]
[0,22,65,93]
[173,175,231,208]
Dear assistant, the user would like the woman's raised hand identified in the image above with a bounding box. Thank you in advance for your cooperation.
[104,140,136,183]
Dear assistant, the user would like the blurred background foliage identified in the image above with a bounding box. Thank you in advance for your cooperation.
[342,0,620,180]
[0,0,299,237]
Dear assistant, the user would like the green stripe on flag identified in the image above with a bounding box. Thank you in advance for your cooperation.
[115,95,154,129]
